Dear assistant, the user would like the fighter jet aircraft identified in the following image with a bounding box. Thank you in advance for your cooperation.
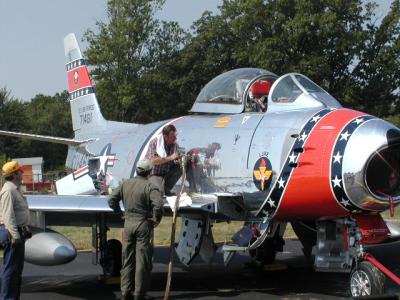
[1,33,400,297]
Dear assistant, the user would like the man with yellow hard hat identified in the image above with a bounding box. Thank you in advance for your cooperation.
[0,160,31,300]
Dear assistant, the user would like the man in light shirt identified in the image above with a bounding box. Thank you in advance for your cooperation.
[0,161,31,300]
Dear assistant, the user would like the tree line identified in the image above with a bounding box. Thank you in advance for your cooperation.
[0,0,399,171]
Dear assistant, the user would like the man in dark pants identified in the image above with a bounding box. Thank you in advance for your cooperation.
[145,124,181,196]
[108,159,163,300]
[0,161,31,300]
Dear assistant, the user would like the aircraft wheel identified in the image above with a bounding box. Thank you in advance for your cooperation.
[104,239,122,277]
[349,261,386,297]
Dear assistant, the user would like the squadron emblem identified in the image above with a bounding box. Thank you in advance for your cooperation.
[73,71,79,84]
[253,157,273,191]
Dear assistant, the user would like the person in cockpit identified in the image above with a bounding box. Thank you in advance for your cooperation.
[250,81,272,112]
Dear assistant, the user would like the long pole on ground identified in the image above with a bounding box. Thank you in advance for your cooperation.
[164,156,187,300]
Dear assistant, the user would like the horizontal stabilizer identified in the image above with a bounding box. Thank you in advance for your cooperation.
[0,130,95,146]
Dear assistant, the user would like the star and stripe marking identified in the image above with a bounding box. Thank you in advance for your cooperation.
[256,108,334,218]
[329,115,375,212]
[72,143,116,181]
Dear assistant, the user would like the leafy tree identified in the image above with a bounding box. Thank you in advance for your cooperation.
[174,0,400,118]
[84,0,188,123]
[0,87,29,159]
[349,0,400,117]
[25,91,72,170]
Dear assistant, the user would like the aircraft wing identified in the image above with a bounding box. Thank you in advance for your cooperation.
[27,193,218,227]
[0,130,94,146]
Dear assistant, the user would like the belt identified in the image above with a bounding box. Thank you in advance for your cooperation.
[0,224,28,230]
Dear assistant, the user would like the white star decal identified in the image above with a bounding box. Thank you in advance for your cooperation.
[312,115,321,123]
[340,131,351,141]
[288,153,297,163]
[299,133,308,142]
[332,175,342,187]
[277,178,285,188]
[261,210,270,218]
[267,198,276,207]
[333,151,342,164]
[341,198,350,206]
[353,118,364,125]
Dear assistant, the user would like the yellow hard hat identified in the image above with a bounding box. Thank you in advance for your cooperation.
[2,161,23,177]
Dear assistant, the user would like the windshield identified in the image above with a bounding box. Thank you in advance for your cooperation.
[270,73,339,107]
[294,75,324,93]
[270,75,303,103]
[196,68,269,104]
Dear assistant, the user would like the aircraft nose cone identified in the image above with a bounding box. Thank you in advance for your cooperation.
[53,244,77,264]
[342,119,400,211]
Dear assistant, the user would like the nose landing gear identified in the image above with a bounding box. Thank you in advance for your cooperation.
[350,261,386,297]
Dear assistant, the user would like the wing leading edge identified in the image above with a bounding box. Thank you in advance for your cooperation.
[0,130,94,146]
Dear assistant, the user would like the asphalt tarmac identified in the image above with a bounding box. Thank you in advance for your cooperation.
[5,240,400,299]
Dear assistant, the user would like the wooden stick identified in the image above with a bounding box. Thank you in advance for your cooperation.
[164,157,187,300]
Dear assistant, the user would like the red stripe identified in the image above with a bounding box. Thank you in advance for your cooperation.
[274,109,366,220]
[67,66,92,92]
[74,165,89,176]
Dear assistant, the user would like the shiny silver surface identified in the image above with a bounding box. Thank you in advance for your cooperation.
[25,228,77,266]
[386,221,400,238]
[342,119,400,211]
[26,194,216,214]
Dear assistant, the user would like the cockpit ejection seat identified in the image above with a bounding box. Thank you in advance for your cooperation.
[251,80,272,97]
[250,80,272,112]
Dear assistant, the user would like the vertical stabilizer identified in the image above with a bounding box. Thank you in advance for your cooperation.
[64,33,106,136]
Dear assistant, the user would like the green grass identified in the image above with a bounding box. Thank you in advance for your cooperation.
[51,218,296,250]
[52,207,400,250]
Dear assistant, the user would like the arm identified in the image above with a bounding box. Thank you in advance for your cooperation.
[0,191,20,240]
[145,138,178,166]
[108,184,123,215]
[151,154,178,166]
[149,185,163,225]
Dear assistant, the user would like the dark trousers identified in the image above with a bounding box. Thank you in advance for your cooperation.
[0,225,25,300]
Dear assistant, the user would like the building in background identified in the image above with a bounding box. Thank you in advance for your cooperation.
[13,157,43,183]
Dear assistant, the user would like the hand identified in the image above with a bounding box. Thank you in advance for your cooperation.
[22,227,32,239]
[11,238,22,248]
[169,152,179,162]
[148,219,160,228]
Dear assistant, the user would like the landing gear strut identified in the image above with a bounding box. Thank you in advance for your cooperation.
[93,214,123,277]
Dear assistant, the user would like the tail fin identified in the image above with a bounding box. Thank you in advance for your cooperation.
[64,33,106,136]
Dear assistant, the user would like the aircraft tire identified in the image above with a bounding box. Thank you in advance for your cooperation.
[104,239,122,277]
[349,261,386,297]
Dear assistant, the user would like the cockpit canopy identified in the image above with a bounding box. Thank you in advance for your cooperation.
[190,68,341,114]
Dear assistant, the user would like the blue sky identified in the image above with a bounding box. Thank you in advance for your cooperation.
[0,0,392,102]
[0,0,221,101]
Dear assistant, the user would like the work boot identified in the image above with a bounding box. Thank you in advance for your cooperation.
[133,295,153,300]
[121,294,133,300]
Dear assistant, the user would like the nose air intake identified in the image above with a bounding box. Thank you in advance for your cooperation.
[342,119,400,211]
[365,144,400,199]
